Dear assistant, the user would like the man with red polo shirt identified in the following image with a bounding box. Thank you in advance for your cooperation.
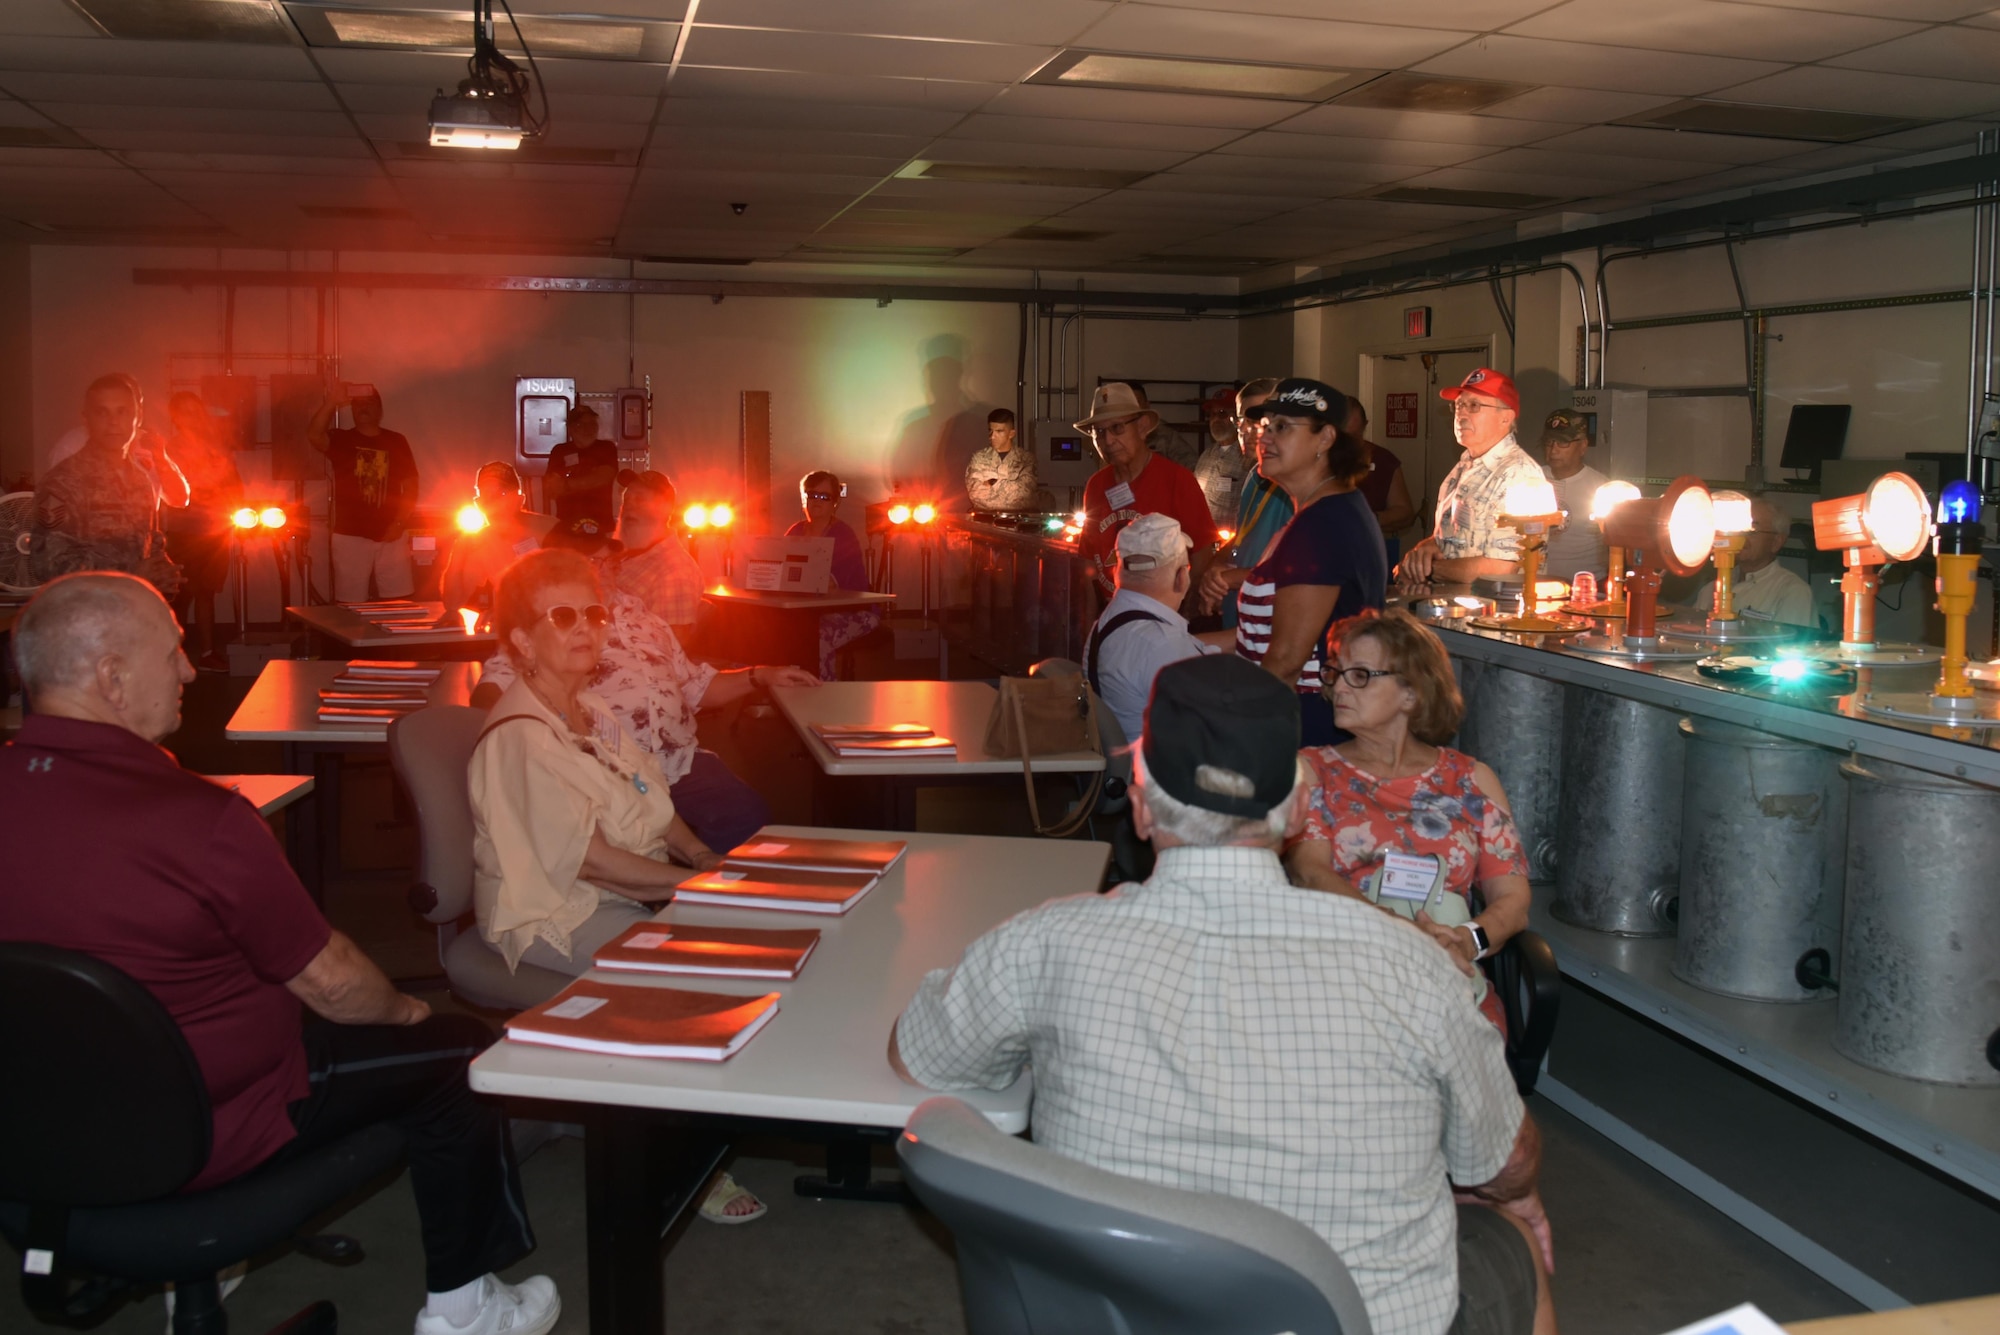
[1396,367,1547,591]
[1075,382,1219,602]
[0,573,559,1335]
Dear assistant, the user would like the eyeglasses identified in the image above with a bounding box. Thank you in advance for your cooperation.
[543,604,611,631]
[1329,665,1399,690]
[804,491,840,503]
[1452,400,1503,417]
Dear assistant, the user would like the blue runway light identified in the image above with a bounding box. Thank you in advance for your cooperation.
[1937,479,1981,525]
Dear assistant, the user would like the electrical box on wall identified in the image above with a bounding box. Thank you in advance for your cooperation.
[515,376,575,470]
[1034,420,1097,505]
[1565,388,1648,482]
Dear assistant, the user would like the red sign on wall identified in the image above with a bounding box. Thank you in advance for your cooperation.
[1385,392,1419,439]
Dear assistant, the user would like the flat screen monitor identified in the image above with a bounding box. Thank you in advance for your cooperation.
[1778,404,1851,482]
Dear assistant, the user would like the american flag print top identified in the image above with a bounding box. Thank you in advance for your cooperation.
[1235,576,1323,690]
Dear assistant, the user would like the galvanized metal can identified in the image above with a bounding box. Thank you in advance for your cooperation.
[1454,660,1565,882]
[1835,758,2000,1086]
[1672,718,1847,1002]
[1552,688,1687,936]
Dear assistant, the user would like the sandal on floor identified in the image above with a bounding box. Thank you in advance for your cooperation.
[697,1172,767,1226]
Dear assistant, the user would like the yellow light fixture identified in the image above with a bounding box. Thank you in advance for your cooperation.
[1574,480,1642,615]
[1704,489,1755,623]
[1470,479,1572,633]
[1932,482,1984,701]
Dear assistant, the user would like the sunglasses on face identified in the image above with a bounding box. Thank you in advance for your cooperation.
[542,604,611,631]
[804,492,840,503]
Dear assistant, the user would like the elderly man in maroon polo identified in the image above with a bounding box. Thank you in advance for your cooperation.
[1395,368,1548,591]
[0,573,561,1335]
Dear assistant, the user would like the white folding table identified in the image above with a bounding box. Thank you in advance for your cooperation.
[469,827,1109,1335]
[286,601,496,659]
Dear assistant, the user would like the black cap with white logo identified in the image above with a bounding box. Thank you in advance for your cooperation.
[1249,377,1347,426]
[1141,655,1301,818]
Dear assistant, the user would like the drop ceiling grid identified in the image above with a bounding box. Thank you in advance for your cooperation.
[0,0,1992,266]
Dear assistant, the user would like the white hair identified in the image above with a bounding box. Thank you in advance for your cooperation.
[12,573,158,702]
[1133,748,1304,849]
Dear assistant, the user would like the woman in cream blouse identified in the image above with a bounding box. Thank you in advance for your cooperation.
[469,548,723,975]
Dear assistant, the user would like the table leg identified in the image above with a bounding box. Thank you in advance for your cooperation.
[794,1133,909,1204]
[281,742,323,905]
[583,1108,729,1335]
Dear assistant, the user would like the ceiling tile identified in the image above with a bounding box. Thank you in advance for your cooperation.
[64,130,374,157]
[981,84,1304,130]
[684,27,1051,83]
[1469,146,1712,183]
[1477,86,1680,124]
[1138,0,1549,30]
[1212,130,1490,168]
[1280,104,1562,146]
[1822,25,2000,83]
[120,150,384,176]
[695,0,1109,44]
[909,139,1189,172]
[1386,164,1597,200]
[1739,0,1988,17]
[1073,6,1467,68]
[656,92,965,138]
[648,127,930,158]
[0,37,318,80]
[1530,124,1812,163]
[1503,0,1919,61]
[0,72,341,111]
[1414,35,1785,96]
[1127,171,1343,199]
[1161,156,1408,188]
[940,113,1241,152]
[48,104,356,136]
[1714,66,2000,119]
[0,0,98,37]
[664,66,997,114]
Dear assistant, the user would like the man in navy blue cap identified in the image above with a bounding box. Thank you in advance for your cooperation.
[892,653,1554,1335]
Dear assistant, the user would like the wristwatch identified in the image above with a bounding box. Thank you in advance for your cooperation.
[1464,921,1492,961]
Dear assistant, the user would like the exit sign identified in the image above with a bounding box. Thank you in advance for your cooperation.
[1404,306,1432,339]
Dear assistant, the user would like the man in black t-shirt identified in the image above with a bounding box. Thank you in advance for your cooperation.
[545,405,619,529]
[307,383,420,602]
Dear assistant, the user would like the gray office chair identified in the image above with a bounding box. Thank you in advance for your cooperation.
[388,705,569,1011]
[898,1098,1373,1335]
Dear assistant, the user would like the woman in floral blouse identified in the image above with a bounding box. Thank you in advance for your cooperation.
[1283,607,1531,1030]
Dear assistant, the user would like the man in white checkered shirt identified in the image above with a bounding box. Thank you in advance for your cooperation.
[1397,367,1548,593]
[892,654,1555,1335]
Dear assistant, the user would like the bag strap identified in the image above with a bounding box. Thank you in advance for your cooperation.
[1084,608,1166,697]
[1012,680,1107,839]
[476,712,560,747]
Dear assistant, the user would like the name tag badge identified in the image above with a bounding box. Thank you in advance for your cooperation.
[1105,481,1136,511]
[1377,851,1444,905]
[512,536,539,556]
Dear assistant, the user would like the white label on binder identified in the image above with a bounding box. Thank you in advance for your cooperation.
[546,995,610,1020]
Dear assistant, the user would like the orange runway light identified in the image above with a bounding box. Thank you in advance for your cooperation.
[887,504,912,526]
[231,506,260,531]
[1597,475,1714,644]
[258,506,287,530]
[912,503,937,525]
[684,504,711,530]
[1807,471,1936,663]
[456,502,489,535]
[709,503,733,529]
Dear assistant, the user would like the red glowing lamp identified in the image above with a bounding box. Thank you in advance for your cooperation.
[455,502,489,535]
[1600,475,1714,640]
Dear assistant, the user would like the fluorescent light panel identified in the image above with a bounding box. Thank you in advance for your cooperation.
[1032,51,1355,102]
[1336,73,1534,115]
[66,0,289,43]
[291,5,658,59]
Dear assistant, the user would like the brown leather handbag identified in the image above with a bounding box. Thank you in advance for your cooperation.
[983,674,1105,838]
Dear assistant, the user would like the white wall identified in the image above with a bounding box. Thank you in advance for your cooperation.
[26,247,1238,529]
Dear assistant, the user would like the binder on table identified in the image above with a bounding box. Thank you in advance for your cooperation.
[592,923,821,979]
[673,865,878,915]
[720,832,907,876]
[504,981,779,1060]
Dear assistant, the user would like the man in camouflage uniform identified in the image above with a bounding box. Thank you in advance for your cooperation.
[30,374,184,598]
[963,407,1042,512]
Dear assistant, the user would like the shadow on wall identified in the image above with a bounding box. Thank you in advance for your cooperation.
[885,333,994,503]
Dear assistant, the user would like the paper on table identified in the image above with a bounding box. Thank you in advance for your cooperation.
[722,832,907,875]
[1653,1304,1788,1335]
[505,982,779,1060]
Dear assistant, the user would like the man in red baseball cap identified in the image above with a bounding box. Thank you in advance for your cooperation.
[1396,367,1549,590]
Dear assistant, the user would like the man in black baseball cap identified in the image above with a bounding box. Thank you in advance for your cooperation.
[889,644,1553,1335]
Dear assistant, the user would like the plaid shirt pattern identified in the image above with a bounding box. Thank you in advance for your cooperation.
[896,844,1523,1335]
[1432,434,1547,563]
[615,537,705,626]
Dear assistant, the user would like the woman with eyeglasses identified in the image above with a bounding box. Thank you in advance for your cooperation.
[786,469,881,679]
[1283,608,1531,1031]
[1209,377,1387,746]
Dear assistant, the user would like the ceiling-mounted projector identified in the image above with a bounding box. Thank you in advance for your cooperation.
[425,0,548,151]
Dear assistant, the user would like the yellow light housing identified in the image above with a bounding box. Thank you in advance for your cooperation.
[1503,478,1560,519]
[1711,490,1754,536]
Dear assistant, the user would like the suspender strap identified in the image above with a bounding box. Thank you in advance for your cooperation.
[1085,609,1166,696]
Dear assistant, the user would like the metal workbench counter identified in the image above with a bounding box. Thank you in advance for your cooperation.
[939,514,1094,676]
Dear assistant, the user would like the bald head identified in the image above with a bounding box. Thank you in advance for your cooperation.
[14,573,192,741]
[1740,498,1793,572]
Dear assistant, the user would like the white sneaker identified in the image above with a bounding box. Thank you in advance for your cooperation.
[411,1275,561,1335]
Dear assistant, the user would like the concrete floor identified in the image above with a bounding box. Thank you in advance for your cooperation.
[2,637,1942,1335]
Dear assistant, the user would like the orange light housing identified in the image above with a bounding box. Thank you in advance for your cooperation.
[709,503,733,529]
[684,504,710,530]
[1600,475,1714,638]
[231,506,259,530]
[455,503,489,535]
[887,504,912,525]
[912,502,937,525]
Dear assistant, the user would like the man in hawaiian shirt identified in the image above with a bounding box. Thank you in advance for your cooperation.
[1395,368,1547,591]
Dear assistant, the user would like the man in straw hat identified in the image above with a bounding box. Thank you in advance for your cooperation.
[1074,381,1218,601]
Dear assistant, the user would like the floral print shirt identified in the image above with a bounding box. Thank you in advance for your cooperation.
[478,589,716,783]
[1431,433,1547,563]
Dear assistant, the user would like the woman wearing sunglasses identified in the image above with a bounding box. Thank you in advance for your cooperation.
[1282,609,1531,1032]
[786,469,880,679]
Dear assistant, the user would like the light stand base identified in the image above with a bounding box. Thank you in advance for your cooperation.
[1663,617,1794,644]
[1564,598,1625,618]
[1856,691,2000,727]
[1468,613,1589,635]
[1796,641,1942,667]
[1572,632,1708,661]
